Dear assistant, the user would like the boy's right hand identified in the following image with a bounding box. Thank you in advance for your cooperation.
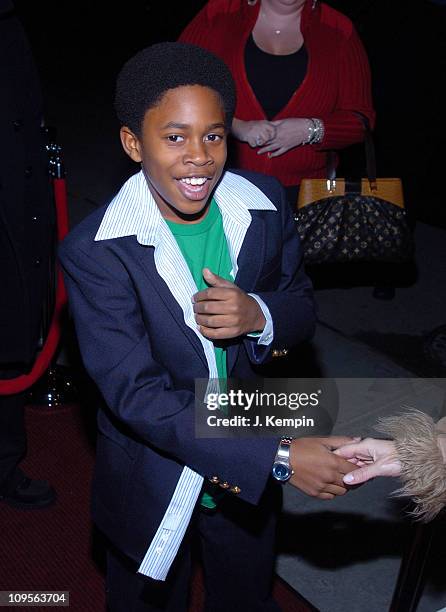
[289,437,360,499]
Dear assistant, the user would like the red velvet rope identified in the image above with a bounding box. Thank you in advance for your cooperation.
[0,178,69,395]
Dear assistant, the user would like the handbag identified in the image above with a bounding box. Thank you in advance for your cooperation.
[295,116,414,265]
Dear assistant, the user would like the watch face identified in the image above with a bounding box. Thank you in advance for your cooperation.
[272,462,291,481]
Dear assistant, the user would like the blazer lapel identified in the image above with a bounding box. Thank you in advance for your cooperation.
[234,213,266,292]
[136,245,210,372]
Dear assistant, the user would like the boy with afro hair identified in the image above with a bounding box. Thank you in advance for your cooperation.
[60,42,356,611]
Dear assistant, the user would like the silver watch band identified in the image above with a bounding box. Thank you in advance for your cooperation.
[275,437,293,462]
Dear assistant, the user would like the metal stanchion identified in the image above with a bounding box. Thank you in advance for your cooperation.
[28,127,76,407]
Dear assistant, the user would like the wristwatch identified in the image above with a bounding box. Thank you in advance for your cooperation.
[271,437,294,482]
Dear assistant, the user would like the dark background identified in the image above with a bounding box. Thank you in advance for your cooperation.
[14,0,446,228]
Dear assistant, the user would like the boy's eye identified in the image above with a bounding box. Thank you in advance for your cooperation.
[166,135,184,143]
[205,133,224,142]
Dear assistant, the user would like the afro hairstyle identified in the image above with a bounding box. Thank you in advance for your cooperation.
[114,42,237,135]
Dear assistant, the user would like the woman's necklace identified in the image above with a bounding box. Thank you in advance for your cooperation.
[259,8,301,36]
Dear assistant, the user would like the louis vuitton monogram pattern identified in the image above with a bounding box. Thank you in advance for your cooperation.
[295,195,414,265]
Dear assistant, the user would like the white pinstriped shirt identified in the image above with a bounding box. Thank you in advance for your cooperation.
[95,169,276,580]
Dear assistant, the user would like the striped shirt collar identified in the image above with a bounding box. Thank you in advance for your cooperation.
[94,169,276,244]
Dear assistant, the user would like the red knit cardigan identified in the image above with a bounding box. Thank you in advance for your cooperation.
[179,0,375,186]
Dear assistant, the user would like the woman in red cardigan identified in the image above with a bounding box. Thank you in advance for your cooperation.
[180,0,375,207]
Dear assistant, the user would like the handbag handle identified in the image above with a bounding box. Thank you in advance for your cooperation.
[327,112,377,190]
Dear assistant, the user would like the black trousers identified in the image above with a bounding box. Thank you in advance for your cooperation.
[0,366,28,489]
[106,482,282,612]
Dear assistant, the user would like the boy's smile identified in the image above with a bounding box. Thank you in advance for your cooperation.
[120,85,227,223]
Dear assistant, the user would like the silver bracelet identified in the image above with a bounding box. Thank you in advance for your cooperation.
[303,118,325,145]
[303,119,316,145]
[309,117,325,144]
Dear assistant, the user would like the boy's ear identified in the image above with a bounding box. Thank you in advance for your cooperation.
[120,126,142,163]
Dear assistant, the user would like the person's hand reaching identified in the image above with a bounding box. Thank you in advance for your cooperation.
[334,438,402,485]
[289,436,361,499]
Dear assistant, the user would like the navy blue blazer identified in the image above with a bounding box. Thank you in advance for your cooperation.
[59,169,316,563]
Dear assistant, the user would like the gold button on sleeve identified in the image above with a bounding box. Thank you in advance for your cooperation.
[272,348,289,358]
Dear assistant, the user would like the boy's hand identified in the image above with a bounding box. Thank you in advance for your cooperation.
[289,437,361,499]
[193,268,265,339]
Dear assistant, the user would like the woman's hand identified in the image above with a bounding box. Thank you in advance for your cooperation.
[257,118,312,157]
[334,438,402,485]
[232,118,277,148]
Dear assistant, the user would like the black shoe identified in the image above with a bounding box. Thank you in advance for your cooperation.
[0,468,56,509]
[372,286,395,300]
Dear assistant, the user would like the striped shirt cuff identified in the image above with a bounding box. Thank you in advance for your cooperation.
[138,467,204,581]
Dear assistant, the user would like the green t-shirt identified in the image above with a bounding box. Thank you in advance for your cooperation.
[165,198,233,509]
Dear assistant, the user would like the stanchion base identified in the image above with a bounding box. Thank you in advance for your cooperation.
[28,365,78,408]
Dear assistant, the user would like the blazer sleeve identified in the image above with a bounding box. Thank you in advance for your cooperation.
[246,181,316,365]
[59,240,278,505]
